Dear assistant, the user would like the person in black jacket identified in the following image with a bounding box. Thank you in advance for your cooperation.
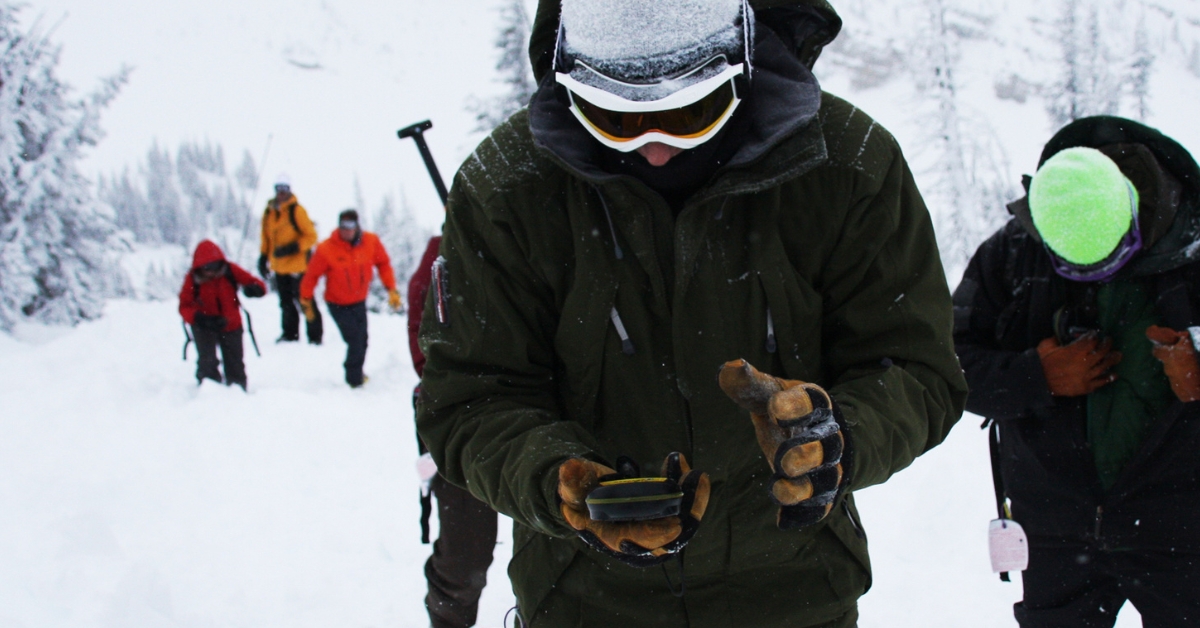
[955,116,1200,627]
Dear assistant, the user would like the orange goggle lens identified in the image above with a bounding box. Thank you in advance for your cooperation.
[571,81,737,142]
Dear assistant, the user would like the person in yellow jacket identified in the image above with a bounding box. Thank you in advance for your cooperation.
[258,174,323,344]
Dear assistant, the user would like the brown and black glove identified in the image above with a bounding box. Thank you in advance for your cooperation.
[718,359,848,530]
[1146,325,1200,402]
[1037,333,1122,397]
[558,453,710,568]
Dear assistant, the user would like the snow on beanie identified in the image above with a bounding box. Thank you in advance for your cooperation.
[560,0,746,85]
[1029,147,1140,266]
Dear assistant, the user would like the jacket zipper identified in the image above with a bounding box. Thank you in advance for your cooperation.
[765,307,777,354]
[610,307,635,355]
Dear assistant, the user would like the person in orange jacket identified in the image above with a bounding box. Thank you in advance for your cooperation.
[179,240,266,390]
[300,209,402,387]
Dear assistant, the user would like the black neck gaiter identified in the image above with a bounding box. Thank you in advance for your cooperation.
[598,109,750,214]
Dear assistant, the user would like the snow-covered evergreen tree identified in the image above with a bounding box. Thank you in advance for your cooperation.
[0,5,127,331]
[102,139,258,266]
[467,0,537,134]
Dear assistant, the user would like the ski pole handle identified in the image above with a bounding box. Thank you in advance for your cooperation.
[398,120,450,206]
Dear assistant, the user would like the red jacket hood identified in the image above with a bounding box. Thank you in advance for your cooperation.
[191,240,227,269]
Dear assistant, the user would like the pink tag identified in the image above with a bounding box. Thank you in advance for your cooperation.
[989,519,1029,573]
[416,453,439,483]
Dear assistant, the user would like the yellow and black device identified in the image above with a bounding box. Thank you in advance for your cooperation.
[585,477,684,522]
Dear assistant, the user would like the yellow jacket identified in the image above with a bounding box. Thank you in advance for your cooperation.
[259,194,317,275]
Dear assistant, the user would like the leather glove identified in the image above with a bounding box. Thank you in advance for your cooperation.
[273,242,300,258]
[1037,333,1122,397]
[558,453,710,567]
[719,359,848,529]
[300,298,317,322]
[242,283,266,298]
[192,314,227,331]
[387,289,403,311]
[257,255,269,278]
[1146,325,1200,402]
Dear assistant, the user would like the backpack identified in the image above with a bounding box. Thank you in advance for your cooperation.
[264,199,302,235]
[192,266,240,314]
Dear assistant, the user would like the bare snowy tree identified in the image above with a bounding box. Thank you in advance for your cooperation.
[466,0,537,134]
[1129,12,1154,121]
[1046,0,1123,126]
[0,5,128,330]
[912,0,1015,276]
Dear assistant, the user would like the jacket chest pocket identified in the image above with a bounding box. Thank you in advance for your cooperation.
[755,262,825,384]
[553,280,618,434]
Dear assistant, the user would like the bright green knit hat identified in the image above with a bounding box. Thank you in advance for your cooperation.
[1029,147,1140,266]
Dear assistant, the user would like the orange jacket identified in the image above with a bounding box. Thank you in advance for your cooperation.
[300,230,396,305]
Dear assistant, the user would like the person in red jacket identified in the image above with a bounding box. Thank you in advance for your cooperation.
[178,240,266,390]
[300,209,401,388]
[408,234,498,628]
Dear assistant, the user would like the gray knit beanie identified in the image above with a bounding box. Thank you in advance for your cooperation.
[559,0,750,101]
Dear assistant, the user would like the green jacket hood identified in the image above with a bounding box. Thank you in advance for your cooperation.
[528,0,842,83]
[1009,116,1200,278]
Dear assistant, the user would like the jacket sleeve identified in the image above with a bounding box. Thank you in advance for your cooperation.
[953,227,1055,421]
[416,182,603,539]
[373,235,397,291]
[294,204,318,253]
[816,148,969,493]
[300,247,327,300]
[259,207,270,255]
[229,263,266,292]
[179,274,198,324]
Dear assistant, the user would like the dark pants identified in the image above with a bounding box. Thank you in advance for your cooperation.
[193,326,246,389]
[426,474,498,628]
[328,301,368,387]
[276,273,322,342]
[1016,540,1200,627]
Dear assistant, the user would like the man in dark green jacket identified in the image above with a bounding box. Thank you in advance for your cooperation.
[417,0,967,626]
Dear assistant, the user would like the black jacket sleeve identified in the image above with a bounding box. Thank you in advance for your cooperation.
[953,226,1055,421]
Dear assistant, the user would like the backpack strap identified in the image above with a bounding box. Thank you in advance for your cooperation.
[289,202,301,234]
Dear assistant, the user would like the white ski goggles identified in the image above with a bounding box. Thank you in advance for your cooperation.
[555,59,745,152]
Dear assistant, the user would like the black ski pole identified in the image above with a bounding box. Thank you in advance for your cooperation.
[241,305,262,357]
[397,120,449,206]
[182,320,193,361]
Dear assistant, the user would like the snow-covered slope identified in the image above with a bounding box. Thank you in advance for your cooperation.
[0,300,1143,627]
[0,298,517,627]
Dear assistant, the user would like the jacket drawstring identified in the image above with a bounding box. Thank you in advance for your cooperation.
[610,307,635,355]
[595,189,624,260]
[766,307,777,353]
